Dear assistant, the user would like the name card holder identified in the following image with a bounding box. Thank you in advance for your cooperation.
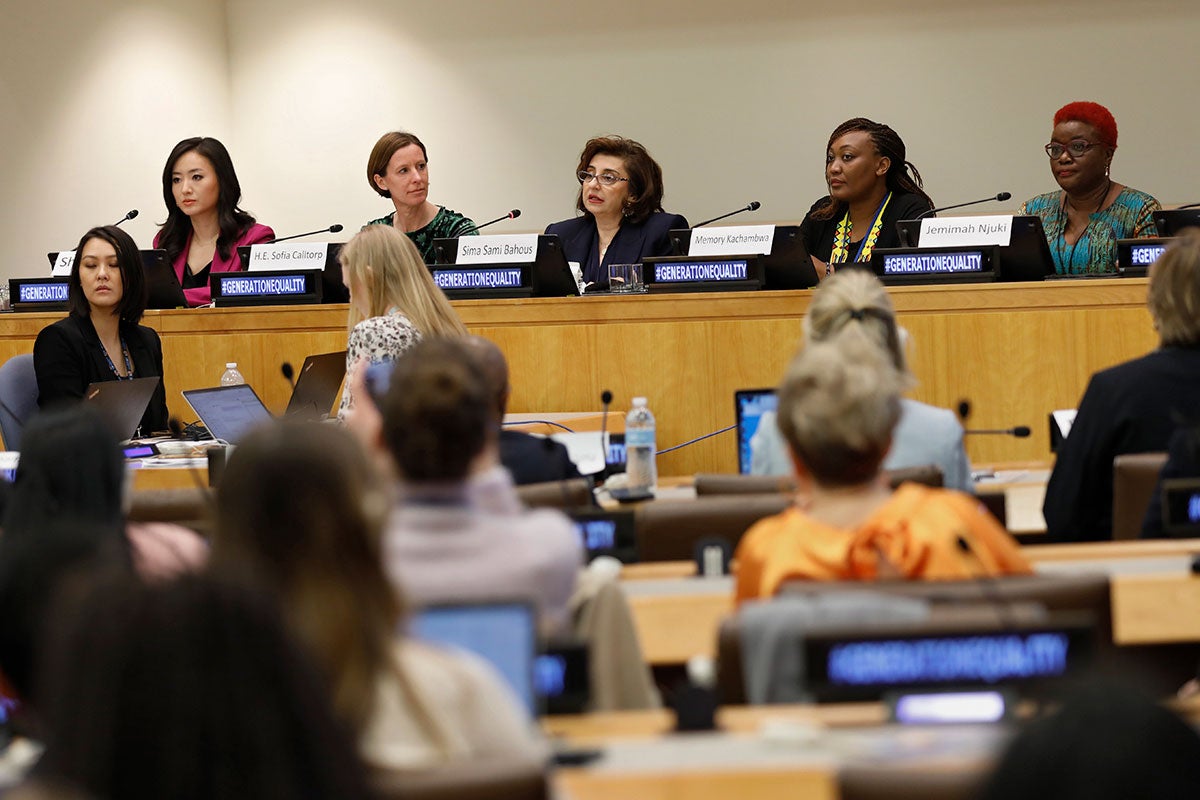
[1116,237,1170,278]
[430,235,578,299]
[237,243,348,304]
[430,264,532,300]
[870,245,998,286]
[9,277,70,312]
[640,254,764,293]
[210,269,323,307]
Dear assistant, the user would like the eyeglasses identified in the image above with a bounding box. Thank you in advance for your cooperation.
[1044,140,1100,159]
[577,170,629,187]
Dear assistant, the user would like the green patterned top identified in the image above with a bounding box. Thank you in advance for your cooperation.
[364,206,477,264]
[1018,187,1160,274]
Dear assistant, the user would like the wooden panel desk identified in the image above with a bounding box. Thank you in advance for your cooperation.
[0,278,1156,474]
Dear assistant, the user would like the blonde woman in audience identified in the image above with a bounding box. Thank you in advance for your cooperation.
[210,422,545,770]
[337,224,468,420]
[733,332,1031,605]
[751,269,971,492]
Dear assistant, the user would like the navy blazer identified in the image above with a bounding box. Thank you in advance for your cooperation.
[545,211,689,289]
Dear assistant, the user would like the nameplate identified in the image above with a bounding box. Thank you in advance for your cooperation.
[11,277,70,307]
[50,251,75,276]
[919,215,1013,247]
[1124,241,1167,267]
[210,269,323,307]
[688,225,776,256]
[432,267,525,291]
[880,249,988,277]
[652,260,751,283]
[456,234,539,265]
[246,243,330,272]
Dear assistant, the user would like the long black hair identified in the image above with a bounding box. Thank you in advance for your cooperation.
[810,117,933,221]
[66,225,147,323]
[157,137,258,264]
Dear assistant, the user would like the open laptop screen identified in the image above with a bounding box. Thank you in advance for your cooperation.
[181,384,273,444]
[735,389,778,475]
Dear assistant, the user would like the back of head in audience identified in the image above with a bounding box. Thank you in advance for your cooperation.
[777,335,905,487]
[803,268,911,378]
[34,574,375,800]
[979,681,1200,800]
[2,405,127,544]
[463,335,510,421]
[1147,228,1200,348]
[211,422,397,733]
[380,338,494,483]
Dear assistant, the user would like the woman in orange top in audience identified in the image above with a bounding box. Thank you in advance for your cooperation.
[733,308,1031,605]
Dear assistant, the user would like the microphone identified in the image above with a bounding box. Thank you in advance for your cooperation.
[114,209,138,226]
[956,399,971,424]
[270,224,344,244]
[459,209,521,236]
[692,201,761,228]
[281,362,296,390]
[1175,202,1200,210]
[965,426,1031,438]
[913,192,1012,221]
[598,390,613,481]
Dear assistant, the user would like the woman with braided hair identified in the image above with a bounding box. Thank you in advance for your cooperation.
[799,118,934,277]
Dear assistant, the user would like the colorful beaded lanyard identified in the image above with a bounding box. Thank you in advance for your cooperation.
[102,338,134,380]
[829,192,893,264]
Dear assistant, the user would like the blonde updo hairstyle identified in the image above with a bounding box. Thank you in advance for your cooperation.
[1147,229,1200,347]
[802,268,912,379]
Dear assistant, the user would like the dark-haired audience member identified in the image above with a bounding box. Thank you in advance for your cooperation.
[1019,101,1159,275]
[800,117,934,278]
[153,136,274,307]
[2,406,206,581]
[369,338,581,635]
[364,131,476,263]
[545,135,688,291]
[211,422,544,770]
[465,336,583,486]
[978,683,1200,800]
[29,575,377,800]
[1142,425,1200,539]
[1044,230,1200,542]
[733,335,1029,606]
[33,226,168,435]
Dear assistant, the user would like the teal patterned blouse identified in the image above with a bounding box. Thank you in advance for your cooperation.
[364,206,477,264]
[1018,187,1160,274]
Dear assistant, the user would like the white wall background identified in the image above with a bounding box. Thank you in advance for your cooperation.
[3,0,1198,280]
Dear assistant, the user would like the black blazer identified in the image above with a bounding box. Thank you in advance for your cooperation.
[545,211,689,289]
[499,429,583,486]
[33,314,169,435]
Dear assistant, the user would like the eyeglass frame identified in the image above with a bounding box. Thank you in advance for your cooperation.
[1044,139,1105,159]
[577,170,629,187]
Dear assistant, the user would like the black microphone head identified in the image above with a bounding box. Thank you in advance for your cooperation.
[329,224,344,233]
[126,209,139,221]
[509,209,522,219]
[957,399,971,422]
[747,201,761,211]
[996,192,1012,202]
[281,362,295,382]
[1012,425,1032,438]
[168,417,186,439]
[601,390,613,406]
[955,535,972,553]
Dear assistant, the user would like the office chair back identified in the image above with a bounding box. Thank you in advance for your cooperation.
[0,354,38,450]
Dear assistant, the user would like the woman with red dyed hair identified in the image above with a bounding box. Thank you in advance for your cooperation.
[1019,101,1160,274]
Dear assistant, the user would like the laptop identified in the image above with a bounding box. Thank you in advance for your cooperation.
[283,351,347,420]
[181,384,273,445]
[735,388,778,474]
[84,376,161,440]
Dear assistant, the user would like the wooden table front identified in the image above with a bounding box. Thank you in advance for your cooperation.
[0,278,1157,474]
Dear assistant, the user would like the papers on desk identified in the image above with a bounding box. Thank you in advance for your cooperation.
[551,432,607,476]
[132,457,208,470]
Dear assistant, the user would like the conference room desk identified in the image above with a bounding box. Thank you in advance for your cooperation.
[623,539,1200,665]
[0,277,1157,475]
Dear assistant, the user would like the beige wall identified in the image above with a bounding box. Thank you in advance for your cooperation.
[4,0,1197,281]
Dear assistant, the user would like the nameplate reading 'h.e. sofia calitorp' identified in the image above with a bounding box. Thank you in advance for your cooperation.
[919,215,1014,248]
[688,225,776,257]
[455,234,539,265]
[246,243,330,272]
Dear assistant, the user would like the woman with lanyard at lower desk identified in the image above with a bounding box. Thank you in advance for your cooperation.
[800,117,934,278]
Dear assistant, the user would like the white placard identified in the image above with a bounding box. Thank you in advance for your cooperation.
[456,234,539,265]
[246,243,330,272]
[51,251,75,276]
[688,225,776,257]
[919,215,1013,247]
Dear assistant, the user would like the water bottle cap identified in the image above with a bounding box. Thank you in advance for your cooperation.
[632,396,647,407]
[225,362,237,369]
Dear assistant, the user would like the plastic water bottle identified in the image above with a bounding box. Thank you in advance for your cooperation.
[220,362,245,386]
[625,396,657,493]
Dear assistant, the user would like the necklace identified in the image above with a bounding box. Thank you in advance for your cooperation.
[830,192,893,265]
[1055,180,1112,274]
[102,336,134,380]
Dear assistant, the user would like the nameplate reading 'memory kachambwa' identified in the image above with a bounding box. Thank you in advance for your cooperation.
[919,215,1014,248]
[688,225,776,257]
[456,234,539,265]
[247,243,330,272]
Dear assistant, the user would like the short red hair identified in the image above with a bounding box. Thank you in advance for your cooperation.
[1054,101,1118,147]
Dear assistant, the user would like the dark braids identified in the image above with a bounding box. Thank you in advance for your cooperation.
[810,117,934,221]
